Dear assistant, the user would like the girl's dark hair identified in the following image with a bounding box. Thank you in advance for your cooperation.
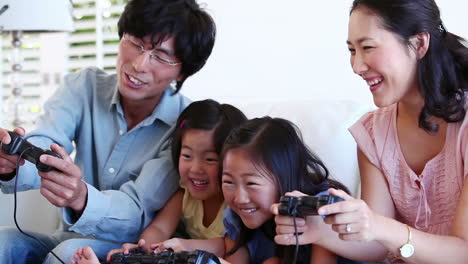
[171,99,247,169]
[223,117,349,263]
[351,0,468,133]
[118,0,216,93]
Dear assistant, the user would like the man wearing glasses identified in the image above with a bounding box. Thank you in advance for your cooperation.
[0,0,215,263]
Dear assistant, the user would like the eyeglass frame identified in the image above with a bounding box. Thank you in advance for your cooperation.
[121,33,182,67]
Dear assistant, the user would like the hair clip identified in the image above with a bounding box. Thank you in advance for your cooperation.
[438,22,446,34]
[179,120,186,128]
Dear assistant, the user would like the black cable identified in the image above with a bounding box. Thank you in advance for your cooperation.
[289,201,300,264]
[14,149,66,264]
[292,214,299,264]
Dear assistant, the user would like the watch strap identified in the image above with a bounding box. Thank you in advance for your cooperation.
[399,224,414,258]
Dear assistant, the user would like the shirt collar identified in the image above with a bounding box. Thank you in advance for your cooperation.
[110,82,120,109]
[144,87,181,126]
[110,85,182,127]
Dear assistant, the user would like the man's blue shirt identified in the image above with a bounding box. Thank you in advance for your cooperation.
[0,67,191,243]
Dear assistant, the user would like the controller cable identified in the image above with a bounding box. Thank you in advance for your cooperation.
[14,149,66,264]
[291,205,300,264]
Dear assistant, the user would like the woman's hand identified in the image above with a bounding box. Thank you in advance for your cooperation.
[272,188,380,246]
[319,188,379,242]
[271,190,323,245]
[106,239,147,262]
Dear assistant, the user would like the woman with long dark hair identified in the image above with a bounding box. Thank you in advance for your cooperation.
[274,0,468,263]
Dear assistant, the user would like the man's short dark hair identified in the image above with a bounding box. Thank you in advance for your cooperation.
[118,0,216,93]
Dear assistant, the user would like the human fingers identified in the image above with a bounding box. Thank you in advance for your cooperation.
[39,183,68,207]
[334,223,374,242]
[323,209,363,225]
[330,222,362,236]
[0,153,20,174]
[137,239,147,248]
[317,190,358,216]
[12,127,25,137]
[158,238,183,252]
[151,242,163,253]
[106,242,139,261]
[322,200,376,242]
[328,188,354,200]
[39,146,86,210]
[38,153,78,178]
[39,170,86,209]
[275,221,309,235]
[106,247,126,262]
[274,232,312,246]
[0,128,26,172]
[271,203,279,215]
[274,214,309,243]
[274,214,306,226]
[283,190,308,197]
[0,127,29,172]
[0,128,11,145]
[39,166,85,196]
[121,243,140,254]
[0,127,25,145]
[50,143,72,162]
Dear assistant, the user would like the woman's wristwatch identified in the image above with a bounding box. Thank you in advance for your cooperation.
[399,224,415,258]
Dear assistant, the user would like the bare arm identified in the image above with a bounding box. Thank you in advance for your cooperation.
[356,148,468,263]
[373,175,468,263]
[139,189,184,252]
[324,149,468,263]
[310,245,337,264]
[273,149,393,261]
[222,235,250,264]
[276,146,468,262]
[262,257,281,264]
[106,189,185,260]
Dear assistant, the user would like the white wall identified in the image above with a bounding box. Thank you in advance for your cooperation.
[182,0,468,106]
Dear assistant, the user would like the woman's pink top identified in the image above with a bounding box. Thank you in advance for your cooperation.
[349,103,467,235]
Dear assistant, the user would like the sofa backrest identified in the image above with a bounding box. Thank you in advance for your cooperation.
[235,99,374,196]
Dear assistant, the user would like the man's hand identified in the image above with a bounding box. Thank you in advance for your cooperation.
[0,127,25,174]
[38,143,88,214]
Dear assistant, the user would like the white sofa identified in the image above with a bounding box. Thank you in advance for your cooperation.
[0,99,372,235]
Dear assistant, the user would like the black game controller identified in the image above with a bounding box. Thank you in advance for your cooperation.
[278,194,344,218]
[104,248,221,264]
[1,131,61,172]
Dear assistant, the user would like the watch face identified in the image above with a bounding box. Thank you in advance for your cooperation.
[400,243,415,258]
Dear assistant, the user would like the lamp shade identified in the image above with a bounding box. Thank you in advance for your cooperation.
[0,0,74,32]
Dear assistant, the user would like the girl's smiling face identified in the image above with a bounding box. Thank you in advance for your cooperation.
[221,148,279,229]
[178,129,222,202]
